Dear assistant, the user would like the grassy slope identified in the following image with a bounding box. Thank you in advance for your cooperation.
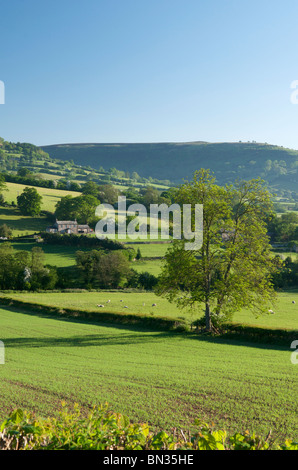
[0,207,47,236]
[4,182,81,212]
[0,305,296,441]
[0,183,82,236]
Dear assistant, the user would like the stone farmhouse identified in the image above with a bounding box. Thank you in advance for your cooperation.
[46,220,92,234]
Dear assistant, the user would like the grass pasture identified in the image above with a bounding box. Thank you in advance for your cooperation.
[0,305,296,441]
[3,182,81,212]
[8,242,90,268]
[1,289,298,331]
[131,259,162,276]
[0,207,47,236]
[125,242,170,258]
[0,183,83,236]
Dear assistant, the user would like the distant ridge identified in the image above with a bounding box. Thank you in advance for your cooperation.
[41,141,298,191]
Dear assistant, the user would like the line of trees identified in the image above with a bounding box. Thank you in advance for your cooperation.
[0,240,159,291]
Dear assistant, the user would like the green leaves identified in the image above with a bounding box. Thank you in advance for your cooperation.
[0,404,294,450]
[156,169,278,331]
[17,187,42,216]
[10,409,24,425]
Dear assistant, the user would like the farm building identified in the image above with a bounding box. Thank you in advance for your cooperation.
[46,220,92,234]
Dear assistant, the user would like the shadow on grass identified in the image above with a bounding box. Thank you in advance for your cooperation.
[3,332,173,349]
[0,207,46,232]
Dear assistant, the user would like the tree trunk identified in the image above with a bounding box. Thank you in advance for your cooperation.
[205,301,212,332]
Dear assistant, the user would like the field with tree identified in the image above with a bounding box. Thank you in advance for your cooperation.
[0,138,298,448]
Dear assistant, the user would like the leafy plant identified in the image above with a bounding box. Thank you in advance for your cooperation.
[0,403,297,450]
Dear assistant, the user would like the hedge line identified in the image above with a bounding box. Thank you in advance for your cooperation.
[1,403,297,450]
[0,297,187,332]
[0,296,297,344]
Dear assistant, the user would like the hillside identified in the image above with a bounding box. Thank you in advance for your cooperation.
[42,141,298,194]
[0,138,171,190]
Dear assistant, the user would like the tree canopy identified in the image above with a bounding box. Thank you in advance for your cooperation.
[156,169,280,332]
[17,187,43,216]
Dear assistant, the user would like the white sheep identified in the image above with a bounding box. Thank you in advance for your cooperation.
[152,303,157,307]
[268,309,275,314]
[97,304,104,308]
[292,301,296,304]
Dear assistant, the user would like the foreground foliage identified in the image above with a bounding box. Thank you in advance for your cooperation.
[0,404,297,450]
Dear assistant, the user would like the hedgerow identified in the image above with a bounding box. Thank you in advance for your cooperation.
[0,403,297,450]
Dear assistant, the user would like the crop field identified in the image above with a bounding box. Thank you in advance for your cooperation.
[0,305,296,441]
[1,289,298,331]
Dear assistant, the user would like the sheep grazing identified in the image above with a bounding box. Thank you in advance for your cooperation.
[97,304,104,308]
[120,300,123,302]
[124,306,128,308]
[292,301,296,304]
[152,303,157,307]
[268,309,275,314]
[107,300,111,303]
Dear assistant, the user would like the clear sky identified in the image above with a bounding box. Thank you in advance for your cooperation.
[1,0,298,148]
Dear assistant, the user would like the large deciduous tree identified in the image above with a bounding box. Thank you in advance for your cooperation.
[17,187,42,216]
[55,194,99,224]
[156,169,280,332]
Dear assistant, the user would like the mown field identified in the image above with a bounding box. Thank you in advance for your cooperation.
[0,305,296,442]
[4,182,81,212]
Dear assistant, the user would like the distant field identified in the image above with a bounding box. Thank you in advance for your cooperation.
[125,242,170,258]
[8,242,89,268]
[4,182,81,212]
[273,251,298,260]
[2,289,298,331]
[132,259,162,275]
[0,305,296,441]
[0,207,47,236]
[0,183,83,236]
[5,240,165,272]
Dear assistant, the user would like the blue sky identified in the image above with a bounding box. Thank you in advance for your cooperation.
[1,0,298,148]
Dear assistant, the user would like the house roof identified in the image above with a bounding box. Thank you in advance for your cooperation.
[56,220,78,225]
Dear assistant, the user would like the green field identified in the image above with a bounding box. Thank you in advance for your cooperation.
[4,182,81,212]
[132,259,162,276]
[0,207,48,236]
[0,183,83,236]
[0,305,296,441]
[4,240,164,272]
[7,242,90,267]
[2,289,298,331]
[125,242,170,258]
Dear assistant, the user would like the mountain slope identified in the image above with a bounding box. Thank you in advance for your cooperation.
[41,141,298,191]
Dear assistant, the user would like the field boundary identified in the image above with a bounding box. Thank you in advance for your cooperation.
[0,296,187,332]
[0,296,297,345]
